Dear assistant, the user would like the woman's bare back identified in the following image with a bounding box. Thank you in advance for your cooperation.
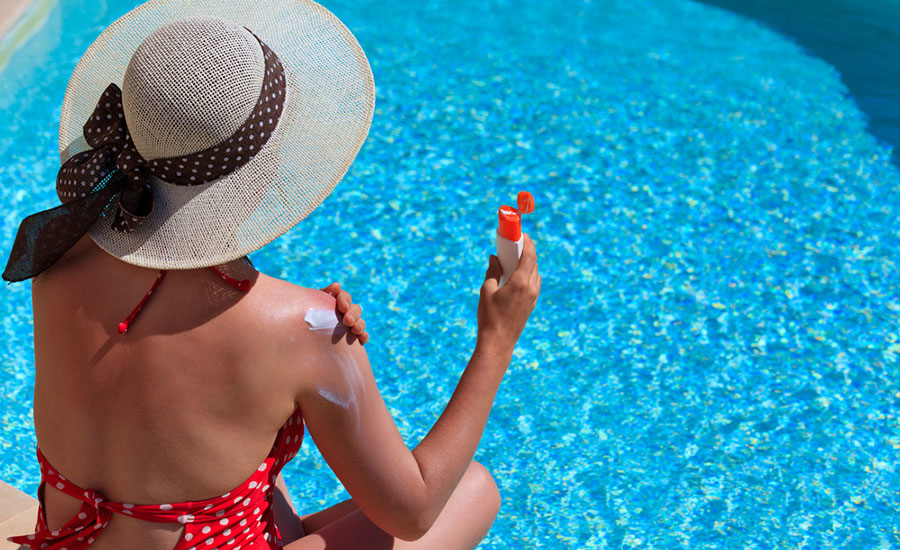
[24,232,535,550]
[30,236,317,550]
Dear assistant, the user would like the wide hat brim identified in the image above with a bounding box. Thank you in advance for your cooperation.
[59,0,375,269]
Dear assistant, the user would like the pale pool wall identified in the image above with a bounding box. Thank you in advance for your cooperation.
[0,0,44,543]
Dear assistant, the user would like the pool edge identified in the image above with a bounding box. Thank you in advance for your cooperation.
[0,0,32,38]
[0,480,36,549]
[0,0,56,73]
[0,0,48,546]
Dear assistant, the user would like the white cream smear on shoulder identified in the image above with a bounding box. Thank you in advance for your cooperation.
[304,308,346,332]
[305,309,364,431]
[318,352,366,433]
[318,388,350,409]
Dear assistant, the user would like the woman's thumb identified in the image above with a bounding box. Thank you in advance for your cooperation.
[484,254,502,287]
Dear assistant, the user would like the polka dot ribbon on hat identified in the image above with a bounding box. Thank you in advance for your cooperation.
[58,33,286,232]
[2,32,285,282]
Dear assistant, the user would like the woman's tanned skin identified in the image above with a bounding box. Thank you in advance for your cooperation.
[33,233,539,549]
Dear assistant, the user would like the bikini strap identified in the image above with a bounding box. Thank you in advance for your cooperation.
[117,267,250,334]
[209,265,252,291]
[117,270,167,334]
[11,446,285,549]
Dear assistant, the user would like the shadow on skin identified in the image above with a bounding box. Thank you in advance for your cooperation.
[330,307,358,346]
[86,261,260,365]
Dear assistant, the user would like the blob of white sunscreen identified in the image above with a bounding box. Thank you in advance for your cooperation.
[304,309,346,332]
[305,309,363,431]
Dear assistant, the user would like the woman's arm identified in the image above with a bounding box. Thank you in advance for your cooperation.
[273,283,367,543]
[293,236,540,540]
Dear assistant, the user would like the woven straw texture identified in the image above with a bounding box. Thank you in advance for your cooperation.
[58,0,374,269]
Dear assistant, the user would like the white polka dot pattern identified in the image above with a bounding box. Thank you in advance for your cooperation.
[8,407,305,550]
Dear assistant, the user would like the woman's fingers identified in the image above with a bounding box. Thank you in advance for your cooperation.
[517,234,537,275]
[343,303,362,326]
[319,283,368,344]
[507,234,538,288]
[321,282,341,297]
[482,255,501,295]
[321,284,355,316]
[321,282,353,314]
[322,284,352,314]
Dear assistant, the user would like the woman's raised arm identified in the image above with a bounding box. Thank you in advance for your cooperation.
[293,235,541,540]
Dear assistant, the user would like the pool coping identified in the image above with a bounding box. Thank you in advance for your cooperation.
[0,0,32,38]
[0,481,36,549]
[1,0,50,544]
[0,0,55,73]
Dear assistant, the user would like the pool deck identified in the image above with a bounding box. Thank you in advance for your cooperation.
[0,0,31,38]
[0,481,36,549]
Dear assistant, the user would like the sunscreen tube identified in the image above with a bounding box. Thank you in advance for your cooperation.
[496,191,534,286]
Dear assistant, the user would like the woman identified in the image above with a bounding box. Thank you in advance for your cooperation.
[6,1,540,549]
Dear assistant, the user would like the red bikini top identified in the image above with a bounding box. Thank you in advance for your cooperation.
[6,265,303,550]
[8,408,305,550]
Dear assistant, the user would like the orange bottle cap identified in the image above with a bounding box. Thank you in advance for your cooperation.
[517,191,534,214]
[497,205,521,241]
[497,191,535,241]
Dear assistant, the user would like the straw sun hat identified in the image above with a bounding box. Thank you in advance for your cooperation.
[3,0,374,281]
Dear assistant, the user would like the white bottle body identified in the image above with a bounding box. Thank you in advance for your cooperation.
[496,232,524,287]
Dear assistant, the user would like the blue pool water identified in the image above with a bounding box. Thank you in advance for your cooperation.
[700,0,900,167]
[2,0,900,548]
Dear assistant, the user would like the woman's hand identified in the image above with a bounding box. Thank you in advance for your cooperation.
[320,282,369,344]
[477,233,541,355]
[296,243,539,541]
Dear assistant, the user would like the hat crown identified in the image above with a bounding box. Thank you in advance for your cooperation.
[122,16,265,161]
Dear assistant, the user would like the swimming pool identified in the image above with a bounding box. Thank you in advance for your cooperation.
[2,0,899,547]
[699,0,900,168]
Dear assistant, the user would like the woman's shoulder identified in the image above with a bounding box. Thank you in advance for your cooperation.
[248,273,362,396]
[251,272,338,318]
[246,272,350,351]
